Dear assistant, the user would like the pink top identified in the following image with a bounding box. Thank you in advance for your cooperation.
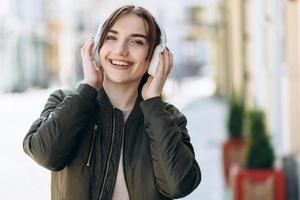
[111,110,130,200]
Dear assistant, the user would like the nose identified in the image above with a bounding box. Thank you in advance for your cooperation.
[116,42,129,56]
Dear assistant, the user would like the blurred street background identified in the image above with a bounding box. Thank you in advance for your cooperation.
[1,0,300,199]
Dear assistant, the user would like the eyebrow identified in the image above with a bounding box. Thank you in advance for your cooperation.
[108,29,147,39]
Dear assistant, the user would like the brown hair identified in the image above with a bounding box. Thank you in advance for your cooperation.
[96,5,161,60]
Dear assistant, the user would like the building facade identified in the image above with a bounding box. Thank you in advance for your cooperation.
[218,0,300,198]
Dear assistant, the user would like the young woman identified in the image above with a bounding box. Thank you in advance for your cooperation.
[23,5,201,200]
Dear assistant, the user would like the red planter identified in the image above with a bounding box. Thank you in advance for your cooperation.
[230,168,286,200]
[222,138,247,186]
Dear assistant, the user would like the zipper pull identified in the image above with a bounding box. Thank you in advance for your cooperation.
[93,124,98,135]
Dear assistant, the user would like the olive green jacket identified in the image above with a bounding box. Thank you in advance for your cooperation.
[23,84,201,200]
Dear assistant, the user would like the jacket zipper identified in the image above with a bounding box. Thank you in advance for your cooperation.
[122,121,131,199]
[98,108,116,200]
[86,124,98,167]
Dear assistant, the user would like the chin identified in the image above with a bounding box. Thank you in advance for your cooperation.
[105,74,138,85]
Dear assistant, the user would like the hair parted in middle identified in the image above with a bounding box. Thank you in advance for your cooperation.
[96,5,162,61]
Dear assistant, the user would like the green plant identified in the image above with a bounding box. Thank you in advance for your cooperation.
[245,109,275,169]
[227,96,244,138]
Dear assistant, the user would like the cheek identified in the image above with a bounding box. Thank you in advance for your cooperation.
[138,60,150,74]
[99,42,113,56]
[99,46,107,59]
[99,50,111,67]
[143,60,150,69]
[135,49,149,65]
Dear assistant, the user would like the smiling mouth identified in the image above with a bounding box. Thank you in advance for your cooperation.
[109,59,134,67]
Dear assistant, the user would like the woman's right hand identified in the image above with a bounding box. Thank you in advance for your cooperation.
[80,38,103,90]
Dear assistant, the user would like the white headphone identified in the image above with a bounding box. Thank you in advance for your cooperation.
[93,20,167,76]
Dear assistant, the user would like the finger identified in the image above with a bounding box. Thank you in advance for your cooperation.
[155,51,165,77]
[167,52,173,75]
[80,43,86,56]
[81,39,92,56]
[92,61,100,71]
[147,76,153,83]
[163,48,170,75]
[82,38,93,50]
[86,40,95,59]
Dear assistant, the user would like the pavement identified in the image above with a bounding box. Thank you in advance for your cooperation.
[179,95,229,200]
[0,75,229,200]
[166,76,229,200]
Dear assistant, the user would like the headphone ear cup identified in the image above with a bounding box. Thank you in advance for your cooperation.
[148,45,162,76]
[93,23,102,66]
[93,37,101,66]
[147,21,167,76]
[94,48,101,66]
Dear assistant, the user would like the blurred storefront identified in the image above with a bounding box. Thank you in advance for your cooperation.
[217,0,300,199]
[1,0,213,93]
[0,0,49,92]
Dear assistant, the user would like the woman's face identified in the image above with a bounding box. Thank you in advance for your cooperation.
[99,13,150,85]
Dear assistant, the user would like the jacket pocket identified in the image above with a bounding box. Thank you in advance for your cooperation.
[86,124,98,167]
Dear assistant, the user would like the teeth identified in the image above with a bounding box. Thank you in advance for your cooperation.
[111,60,130,66]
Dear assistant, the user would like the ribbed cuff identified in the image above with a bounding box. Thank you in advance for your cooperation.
[76,83,98,101]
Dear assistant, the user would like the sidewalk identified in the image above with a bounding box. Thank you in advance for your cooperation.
[0,88,52,200]
[165,77,229,200]
[0,76,229,200]
[179,96,228,199]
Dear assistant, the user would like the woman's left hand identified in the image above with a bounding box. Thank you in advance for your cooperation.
[142,48,173,100]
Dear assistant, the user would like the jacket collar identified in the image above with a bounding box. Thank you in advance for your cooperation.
[96,88,143,122]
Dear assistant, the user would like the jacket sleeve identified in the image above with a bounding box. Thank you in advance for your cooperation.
[140,96,201,198]
[23,84,98,171]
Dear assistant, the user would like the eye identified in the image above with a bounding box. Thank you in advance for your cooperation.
[130,39,144,45]
[105,35,117,40]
